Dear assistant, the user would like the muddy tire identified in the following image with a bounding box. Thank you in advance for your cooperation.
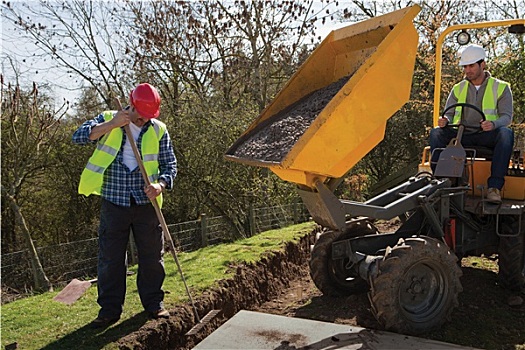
[498,217,525,291]
[309,221,378,297]
[368,236,462,335]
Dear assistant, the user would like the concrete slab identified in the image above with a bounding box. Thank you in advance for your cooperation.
[193,310,479,350]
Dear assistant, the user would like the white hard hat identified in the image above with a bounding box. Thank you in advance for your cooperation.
[458,44,486,66]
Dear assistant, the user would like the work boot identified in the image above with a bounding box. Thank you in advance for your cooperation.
[487,188,502,203]
[149,308,170,319]
[89,316,120,329]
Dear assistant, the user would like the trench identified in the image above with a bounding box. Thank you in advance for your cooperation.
[116,231,317,349]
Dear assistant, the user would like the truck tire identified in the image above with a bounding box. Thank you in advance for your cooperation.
[498,216,525,291]
[309,221,378,297]
[368,236,462,335]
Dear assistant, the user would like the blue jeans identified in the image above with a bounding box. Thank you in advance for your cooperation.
[429,127,514,190]
[97,199,165,319]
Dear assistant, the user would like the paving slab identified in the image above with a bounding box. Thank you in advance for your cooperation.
[193,310,479,350]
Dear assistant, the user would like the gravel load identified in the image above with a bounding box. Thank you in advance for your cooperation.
[231,75,351,162]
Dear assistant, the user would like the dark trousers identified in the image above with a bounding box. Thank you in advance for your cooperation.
[97,199,165,318]
[429,127,514,190]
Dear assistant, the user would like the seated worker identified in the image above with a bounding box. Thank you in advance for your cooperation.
[429,44,514,203]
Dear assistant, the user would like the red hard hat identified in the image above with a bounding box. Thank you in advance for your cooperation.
[129,83,161,119]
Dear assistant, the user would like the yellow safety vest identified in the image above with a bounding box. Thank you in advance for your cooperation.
[452,77,509,124]
[78,111,166,207]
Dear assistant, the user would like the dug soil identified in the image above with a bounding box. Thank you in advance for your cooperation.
[118,224,525,350]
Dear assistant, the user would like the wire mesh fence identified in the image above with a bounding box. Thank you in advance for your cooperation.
[253,202,307,233]
[167,219,203,252]
[1,202,311,291]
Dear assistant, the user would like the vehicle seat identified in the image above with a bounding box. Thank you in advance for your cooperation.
[465,146,493,160]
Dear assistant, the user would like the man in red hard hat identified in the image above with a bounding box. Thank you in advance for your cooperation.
[73,83,177,328]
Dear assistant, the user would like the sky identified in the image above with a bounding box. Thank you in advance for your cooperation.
[1,3,84,109]
[3,3,85,111]
[1,1,351,112]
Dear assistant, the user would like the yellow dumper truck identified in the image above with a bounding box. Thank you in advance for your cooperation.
[226,5,525,335]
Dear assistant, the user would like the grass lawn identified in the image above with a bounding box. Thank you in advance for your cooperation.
[1,222,316,350]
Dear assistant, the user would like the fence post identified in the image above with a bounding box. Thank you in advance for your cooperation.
[293,199,299,224]
[248,202,256,236]
[200,213,208,247]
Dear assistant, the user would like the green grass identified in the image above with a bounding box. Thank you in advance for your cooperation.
[1,222,316,350]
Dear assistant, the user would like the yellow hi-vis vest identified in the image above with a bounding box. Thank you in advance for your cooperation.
[452,77,509,124]
[78,111,167,207]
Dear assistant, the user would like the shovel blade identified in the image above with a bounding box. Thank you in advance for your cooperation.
[434,146,466,178]
[53,278,95,305]
[185,309,221,336]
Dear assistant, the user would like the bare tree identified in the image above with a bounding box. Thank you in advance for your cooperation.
[4,0,520,239]
[1,76,68,292]
[122,0,351,232]
[2,0,129,109]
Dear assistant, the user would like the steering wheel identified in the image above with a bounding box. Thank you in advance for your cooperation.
[442,102,486,134]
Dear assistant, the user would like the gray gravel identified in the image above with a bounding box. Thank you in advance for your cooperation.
[230,75,351,162]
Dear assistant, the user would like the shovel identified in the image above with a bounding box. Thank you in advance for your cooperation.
[435,102,486,179]
[434,124,466,178]
[53,278,97,305]
[117,99,219,335]
[54,270,135,305]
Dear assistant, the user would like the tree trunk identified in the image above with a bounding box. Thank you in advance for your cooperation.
[6,194,53,292]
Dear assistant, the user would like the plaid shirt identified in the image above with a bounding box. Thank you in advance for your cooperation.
[72,112,177,207]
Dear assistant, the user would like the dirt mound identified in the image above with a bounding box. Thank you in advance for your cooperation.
[117,233,316,349]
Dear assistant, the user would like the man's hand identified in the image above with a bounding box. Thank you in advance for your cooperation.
[480,120,495,132]
[110,108,131,128]
[144,182,165,200]
[438,116,449,128]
